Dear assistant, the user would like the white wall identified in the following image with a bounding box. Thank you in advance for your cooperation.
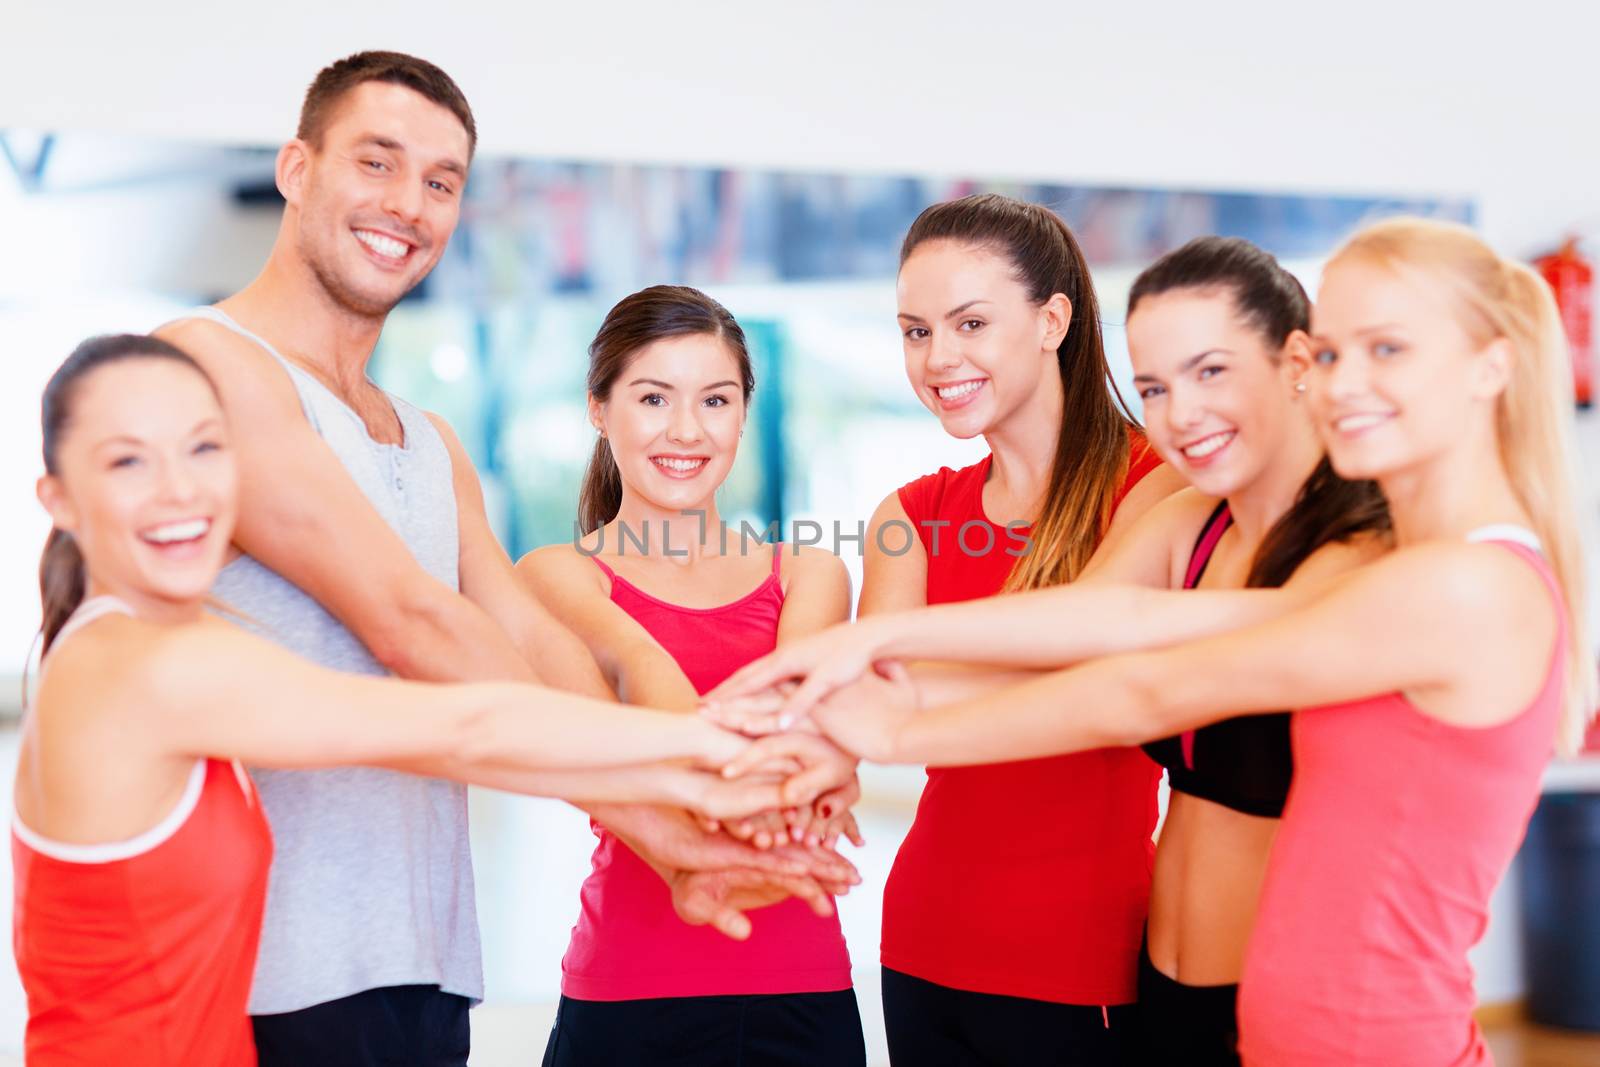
[6,1,1600,256]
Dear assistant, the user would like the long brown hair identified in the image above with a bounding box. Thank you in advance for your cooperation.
[1331,218,1596,751]
[577,286,754,535]
[1127,235,1392,589]
[902,194,1138,591]
[37,334,218,654]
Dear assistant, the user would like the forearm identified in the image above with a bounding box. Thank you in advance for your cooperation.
[376,591,543,684]
[905,661,1047,707]
[877,584,1297,668]
[460,684,738,771]
[888,656,1169,766]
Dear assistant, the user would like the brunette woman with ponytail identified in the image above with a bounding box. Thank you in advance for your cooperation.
[713,235,1391,1063]
[724,218,1596,1064]
[717,195,1184,1064]
[13,334,847,1067]
[517,285,866,1067]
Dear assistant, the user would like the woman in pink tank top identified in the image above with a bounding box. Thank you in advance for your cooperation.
[518,286,866,1066]
[719,218,1595,1066]
[18,336,832,1066]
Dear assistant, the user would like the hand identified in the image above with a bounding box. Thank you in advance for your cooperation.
[722,730,860,809]
[700,682,798,737]
[702,617,896,728]
[595,805,811,879]
[789,775,866,850]
[669,867,838,941]
[810,661,920,764]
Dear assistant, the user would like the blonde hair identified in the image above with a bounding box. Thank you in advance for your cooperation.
[1331,217,1597,752]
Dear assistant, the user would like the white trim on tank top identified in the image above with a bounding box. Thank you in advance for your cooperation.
[13,595,254,863]
[1465,524,1543,552]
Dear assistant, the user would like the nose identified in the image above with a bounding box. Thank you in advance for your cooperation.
[666,401,704,446]
[157,453,202,505]
[1319,350,1369,402]
[380,172,425,226]
[925,328,961,374]
[1165,383,1207,434]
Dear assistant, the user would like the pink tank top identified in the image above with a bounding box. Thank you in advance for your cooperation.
[559,544,853,1001]
[1238,531,1566,1065]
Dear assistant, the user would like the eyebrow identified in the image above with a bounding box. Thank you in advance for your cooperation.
[627,378,740,391]
[1353,323,1404,336]
[1132,349,1232,383]
[896,298,993,324]
[355,135,466,177]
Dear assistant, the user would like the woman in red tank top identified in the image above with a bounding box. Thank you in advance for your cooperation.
[726,220,1594,1065]
[720,194,1186,1063]
[519,286,866,1066]
[16,335,841,1066]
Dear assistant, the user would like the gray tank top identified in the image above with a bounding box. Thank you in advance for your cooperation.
[177,306,483,1015]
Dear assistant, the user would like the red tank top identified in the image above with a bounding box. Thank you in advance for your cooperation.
[560,544,853,1000]
[14,741,272,1066]
[883,438,1164,1004]
[1239,533,1566,1065]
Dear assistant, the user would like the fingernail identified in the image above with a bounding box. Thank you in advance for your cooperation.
[819,804,833,818]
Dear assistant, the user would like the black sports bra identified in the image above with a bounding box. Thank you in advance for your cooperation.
[1140,502,1294,819]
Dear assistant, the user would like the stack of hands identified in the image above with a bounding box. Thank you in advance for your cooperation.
[644,622,924,941]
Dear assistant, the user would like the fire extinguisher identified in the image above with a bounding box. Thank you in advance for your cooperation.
[1534,238,1593,409]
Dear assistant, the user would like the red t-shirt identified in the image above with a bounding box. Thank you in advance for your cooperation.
[881,436,1163,1004]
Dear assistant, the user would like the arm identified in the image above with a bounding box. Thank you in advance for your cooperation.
[883,542,1557,767]
[428,414,613,697]
[857,489,928,616]
[137,620,743,782]
[703,489,1246,720]
[515,544,699,709]
[154,318,538,684]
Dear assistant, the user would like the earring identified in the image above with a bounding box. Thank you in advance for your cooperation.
[1294,381,1308,394]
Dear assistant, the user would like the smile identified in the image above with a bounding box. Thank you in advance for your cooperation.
[353,229,415,264]
[1333,412,1394,435]
[138,518,211,547]
[1179,430,1236,461]
[652,456,708,477]
[932,378,987,409]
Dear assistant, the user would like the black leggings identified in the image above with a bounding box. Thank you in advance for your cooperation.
[251,984,470,1067]
[541,989,866,1067]
[881,967,1135,1066]
[1134,939,1240,1067]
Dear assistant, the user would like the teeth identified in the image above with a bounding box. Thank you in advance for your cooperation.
[355,230,409,259]
[1183,432,1234,459]
[937,380,984,400]
[654,457,705,473]
[1336,414,1389,432]
[144,519,210,545]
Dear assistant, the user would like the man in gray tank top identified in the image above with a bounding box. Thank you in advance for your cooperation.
[156,51,843,1067]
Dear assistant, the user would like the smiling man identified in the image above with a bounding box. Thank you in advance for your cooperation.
[152,52,836,1067]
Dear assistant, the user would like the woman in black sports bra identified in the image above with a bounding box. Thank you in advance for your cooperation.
[707,236,1392,1065]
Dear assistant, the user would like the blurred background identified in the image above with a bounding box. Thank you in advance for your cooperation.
[4,2,1600,1063]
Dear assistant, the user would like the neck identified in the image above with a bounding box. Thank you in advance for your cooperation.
[1379,428,1525,547]
[1225,415,1325,546]
[83,577,206,628]
[609,492,726,564]
[221,231,388,397]
[983,361,1065,517]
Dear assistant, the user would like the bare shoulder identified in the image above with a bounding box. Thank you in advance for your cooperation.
[1284,529,1392,589]
[1342,539,1550,628]
[1119,462,1188,517]
[779,544,849,589]
[36,615,241,726]
[1145,486,1224,541]
[422,411,468,455]
[516,541,609,595]
[153,316,304,423]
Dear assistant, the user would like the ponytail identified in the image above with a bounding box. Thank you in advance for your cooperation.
[578,437,625,536]
[1248,458,1390,590]
[39,529,86,656]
